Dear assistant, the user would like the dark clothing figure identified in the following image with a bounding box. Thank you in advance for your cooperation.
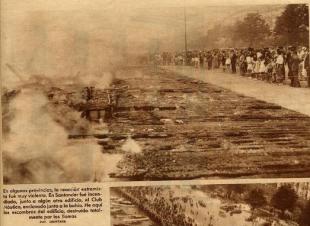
[290,53,301,87]
[207,54,213,70]
[239,55,247,76]
[231,53,237,73]
[199,55,204,68]
[213,54,219,68]
[305,54,310,88]
[286,52,293,80]
[275,53,285,83]
[221,54,226,66]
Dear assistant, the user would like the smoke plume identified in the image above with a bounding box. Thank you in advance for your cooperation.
[3,89,110,184]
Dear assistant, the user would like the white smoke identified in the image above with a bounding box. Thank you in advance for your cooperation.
[3,90,67,162]
[2,9,134,184]
[75,71,115,90]
[2,89,109,184]
[121,136,142,154]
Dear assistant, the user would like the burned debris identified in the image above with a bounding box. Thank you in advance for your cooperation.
[3,66,310,182]
[45,67,310,180]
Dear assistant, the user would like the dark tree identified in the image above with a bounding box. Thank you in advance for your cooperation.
[204,24,236,49]
[300,200,310,226]
[226,184,246,199]
[274,4,309,46]
[234,13,271,47]
[246,188,267,210]
[230,184,246,194]
[271,185,298,213]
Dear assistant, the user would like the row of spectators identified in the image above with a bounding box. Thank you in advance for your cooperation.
[116,186,204,226]
[155,46,310,88]
[115,186,287,226]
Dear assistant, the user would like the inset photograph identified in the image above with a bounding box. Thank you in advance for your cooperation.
[110,182,310,226]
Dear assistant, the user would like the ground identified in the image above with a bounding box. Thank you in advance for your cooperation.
[97,66,310,180]
[3,66,310,181]
[167,66,310,116]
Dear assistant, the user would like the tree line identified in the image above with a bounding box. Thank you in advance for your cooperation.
[198,4,309,49]
[244,184,310,225]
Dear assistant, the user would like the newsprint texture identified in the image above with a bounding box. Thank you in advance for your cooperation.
[1,0,310,225]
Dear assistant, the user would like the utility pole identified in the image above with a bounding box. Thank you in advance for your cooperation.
[184,0,188,65]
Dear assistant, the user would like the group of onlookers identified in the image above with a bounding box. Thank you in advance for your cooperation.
[155,46,310,88]
[117,187,199,226]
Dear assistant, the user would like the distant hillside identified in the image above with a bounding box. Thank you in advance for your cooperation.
[131,4,287,51]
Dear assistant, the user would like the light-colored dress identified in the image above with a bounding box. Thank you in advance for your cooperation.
[253,60,260,73]
[259,60,267,73]
[225,57,231,65]
[246,56,253,71]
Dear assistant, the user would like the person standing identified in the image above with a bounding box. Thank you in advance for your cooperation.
[239,52,247,76]
[231,50,237,73]
[286,47,293,81]
[213,52,219,69]
[275,49,285,83]
[221,52,226,71]
[207,52,213,70]
[246,53,253,75]
[304,50,310,88]
[225,53,231,72]
[259,56,267,80]
[252,55,258,78]
[199,52,204,68]
[290,47,301,87]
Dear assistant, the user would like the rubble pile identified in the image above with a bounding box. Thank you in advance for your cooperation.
[106,67,310,179]
[12,67,310,180]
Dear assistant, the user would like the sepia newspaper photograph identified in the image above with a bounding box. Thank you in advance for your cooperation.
[110,182,310,226]
[1,0,310,225]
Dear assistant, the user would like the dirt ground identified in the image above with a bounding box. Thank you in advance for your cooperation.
[168,66,310,116]
[100,66,310,180]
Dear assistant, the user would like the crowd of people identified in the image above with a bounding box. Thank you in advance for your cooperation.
[115,186,290,226]
[116,186,205,226]
[155,46,310,88]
